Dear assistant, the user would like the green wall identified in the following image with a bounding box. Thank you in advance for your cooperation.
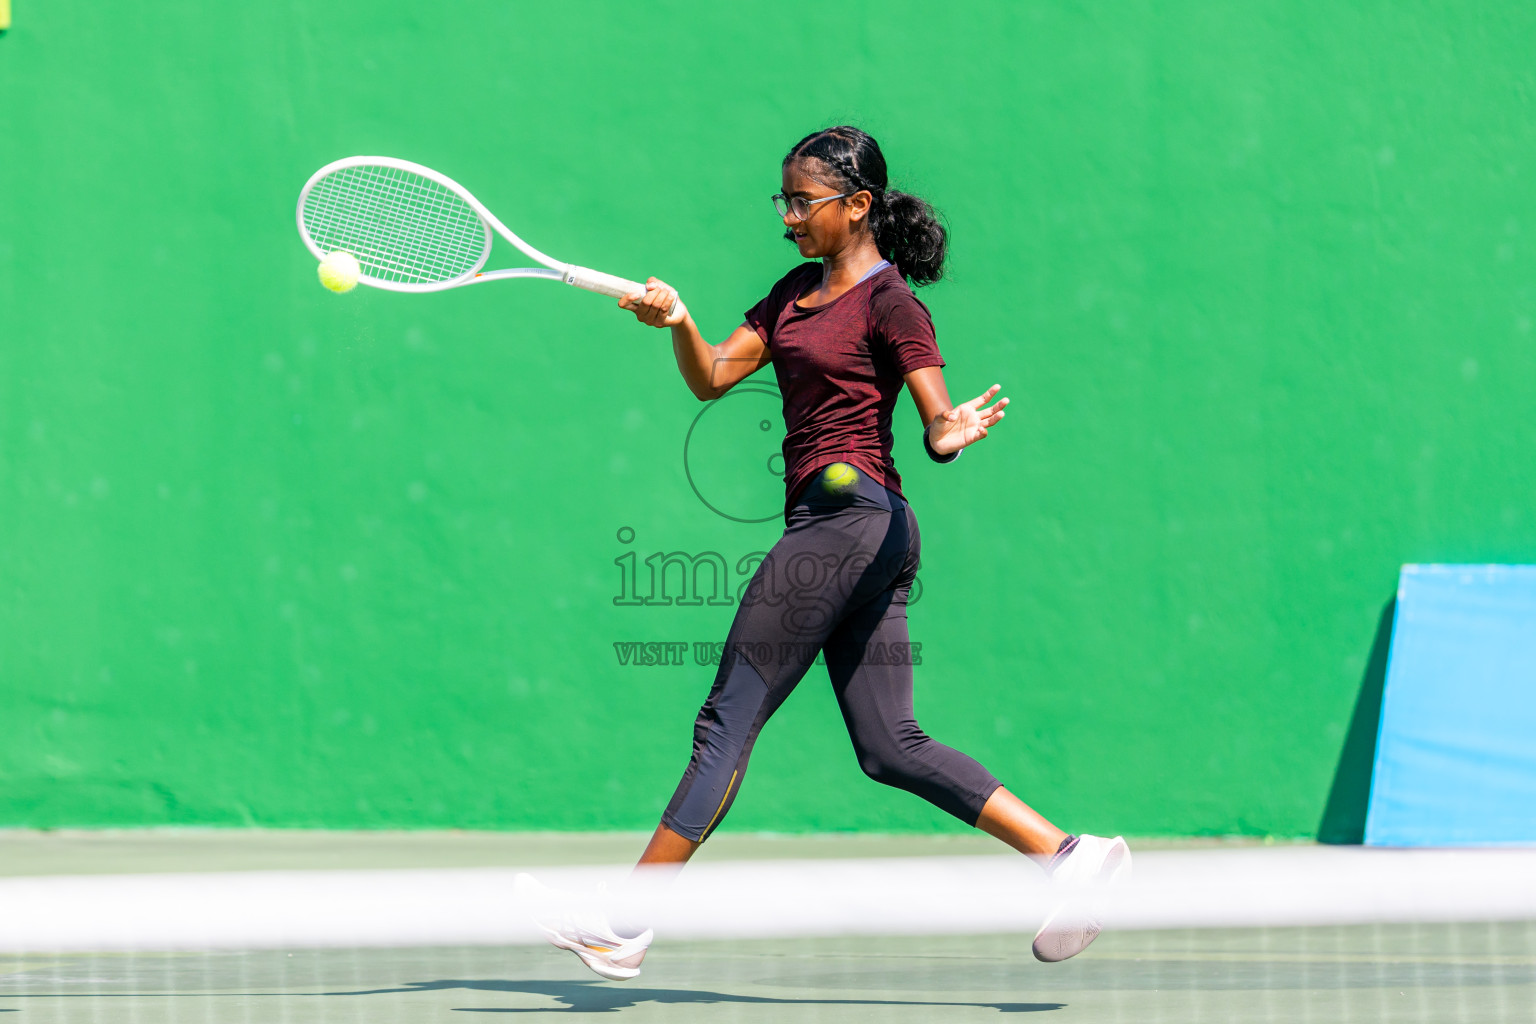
[2,2,1533,837]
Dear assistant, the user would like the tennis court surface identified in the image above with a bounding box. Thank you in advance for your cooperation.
[2,831,1533,1022]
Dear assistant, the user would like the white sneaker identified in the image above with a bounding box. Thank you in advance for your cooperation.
[1031,834,1132,963]
[512,873,654,981]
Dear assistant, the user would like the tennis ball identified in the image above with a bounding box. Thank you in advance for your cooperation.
[822,462,859,495]
[318,250,361,293]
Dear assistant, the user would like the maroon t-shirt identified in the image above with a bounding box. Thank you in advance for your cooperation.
[744,262,945,514]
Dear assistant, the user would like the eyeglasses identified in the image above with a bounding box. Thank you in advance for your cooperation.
[771,192,850,222]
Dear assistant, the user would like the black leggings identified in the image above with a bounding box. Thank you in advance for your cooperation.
[661,465,1003,842]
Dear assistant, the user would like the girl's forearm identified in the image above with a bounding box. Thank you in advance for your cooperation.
[670,315,719,400]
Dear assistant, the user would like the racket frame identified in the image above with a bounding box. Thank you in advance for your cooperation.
[296,155,657,304]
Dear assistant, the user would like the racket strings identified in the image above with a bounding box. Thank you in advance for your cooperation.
[325,166,482,281]
[302,165,489,284]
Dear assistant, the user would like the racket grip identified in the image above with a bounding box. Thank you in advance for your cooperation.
[564,265,679,316]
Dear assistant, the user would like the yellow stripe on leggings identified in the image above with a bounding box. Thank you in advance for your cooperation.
[703,771,739,837]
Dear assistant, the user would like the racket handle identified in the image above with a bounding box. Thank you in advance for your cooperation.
[564,265,679,316]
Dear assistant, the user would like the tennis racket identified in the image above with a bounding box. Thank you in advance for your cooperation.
[296,155,673,310]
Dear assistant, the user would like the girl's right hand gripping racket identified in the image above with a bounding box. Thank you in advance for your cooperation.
[296,155,675,313]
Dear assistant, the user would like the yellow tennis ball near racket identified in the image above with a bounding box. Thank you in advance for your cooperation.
[822,462,859,495]
[317,250,361,293]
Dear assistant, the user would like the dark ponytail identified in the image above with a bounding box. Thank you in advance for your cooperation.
[870,189,946,287]
[784,126,947,287]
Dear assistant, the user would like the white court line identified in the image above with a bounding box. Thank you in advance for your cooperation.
[1,846,1533,951]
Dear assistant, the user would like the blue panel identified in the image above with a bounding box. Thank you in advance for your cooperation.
[1365,565,1536,847]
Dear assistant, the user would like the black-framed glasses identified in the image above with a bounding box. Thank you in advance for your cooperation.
[771,192,850,222]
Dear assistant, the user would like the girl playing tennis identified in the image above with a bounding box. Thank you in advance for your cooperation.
[517,126,1129,979]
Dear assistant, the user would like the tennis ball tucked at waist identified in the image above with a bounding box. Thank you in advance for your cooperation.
[821,462,860,495]
[318,250,361,293]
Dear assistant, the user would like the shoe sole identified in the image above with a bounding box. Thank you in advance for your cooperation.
[515,872,644,982]
[538,924,643,981]
[1031,837,1132,963]
[1030,904,1101,963]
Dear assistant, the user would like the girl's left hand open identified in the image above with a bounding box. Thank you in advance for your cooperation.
[928,384,1008,455]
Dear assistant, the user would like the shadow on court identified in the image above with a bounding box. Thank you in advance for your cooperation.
[328,978,1062,1014]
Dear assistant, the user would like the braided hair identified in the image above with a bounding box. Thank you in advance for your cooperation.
[784,126,946,287]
